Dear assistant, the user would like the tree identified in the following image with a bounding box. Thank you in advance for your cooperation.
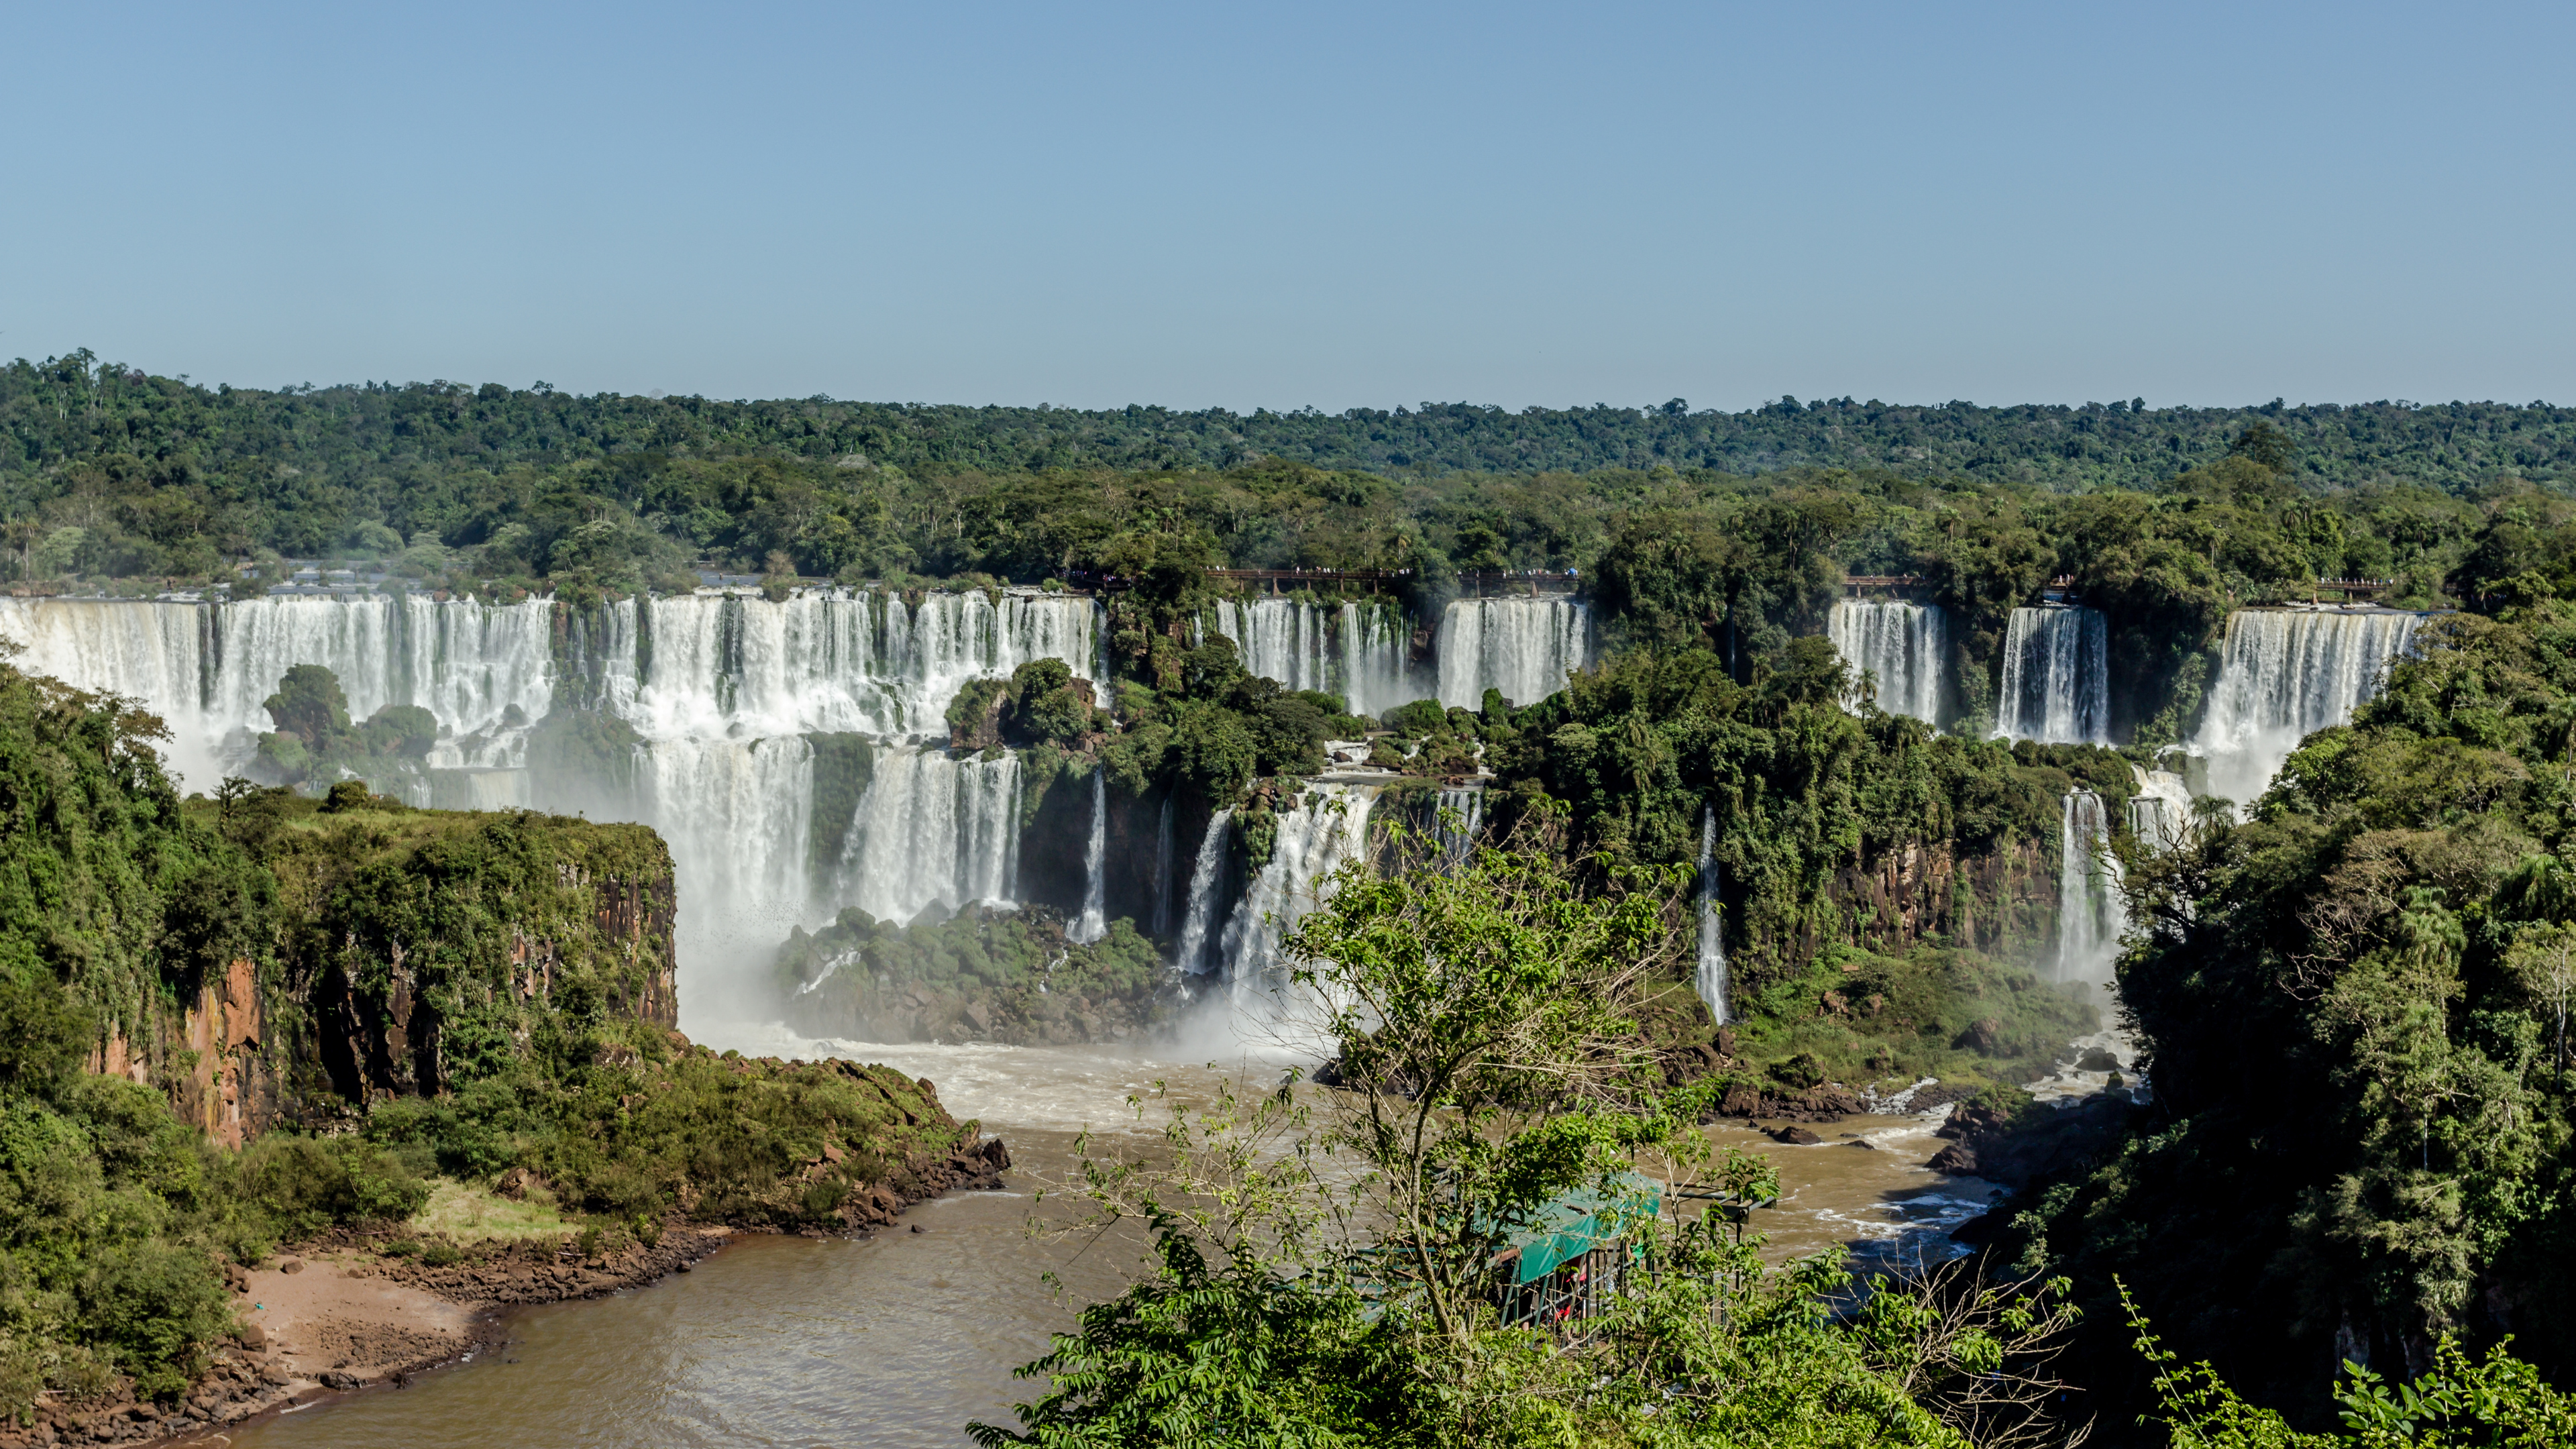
[979,819,2090,1447]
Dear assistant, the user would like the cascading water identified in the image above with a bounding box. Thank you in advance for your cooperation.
[1205,600,1334,695]
[1069,769,1108,944]
[1827,600,1948,724]
[2055,790,2124,983]
[2127,767,2194,851]
[1337,601,1416,718]
[0,587,1102,1022]
[0,595,555,783]
[632,590,1099,741]
[1201,598,1419,716]
[1696,806,1729,1024]
[1994,606,2109,744]
[1172,810,1234,974]
[1437,598,1591,708]
[641,736,818,960]
[1434,786,1483,863]
[2193,609,2422,806]
[830,747,1024,927]
[1217,785,1379,1016]
[1150,796,1176,938]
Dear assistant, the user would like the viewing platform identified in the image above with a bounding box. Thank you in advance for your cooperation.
[1843,574,1930,599]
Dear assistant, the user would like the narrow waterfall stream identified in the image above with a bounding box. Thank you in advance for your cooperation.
[1827,599,1947,723]
[1149,796,1176,937]
[1171,809,1234,976]
[1218,785,1379,1027]
[1068,769,1108,945]
[1434,785,1483,862]
[1696,805,1729,1024]
[2054,790,2124,984]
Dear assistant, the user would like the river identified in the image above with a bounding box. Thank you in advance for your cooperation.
[197,1034,2006,1448]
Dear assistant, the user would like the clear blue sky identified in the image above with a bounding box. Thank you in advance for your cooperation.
[9,2,2571,412]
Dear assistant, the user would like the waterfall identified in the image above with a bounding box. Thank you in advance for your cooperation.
[1436,598,1591,709]
[639,735,818,971]
[0,587,1108,1025]
[1207,600,1333,694]
[1150,795,1176,937]
[0,595,554,784]
[1827,600,1948,724]
[1202,598,1419,716]
[1070,769,1108,944]
[2127,767,2194,851]
[1218,785,1379,1010]
[0,598,220,784]
[1338,601,1416,718]
[2194,609,2422,806]
[2055,790,2125,983]
[633,589,1101,741]
[1695,806,1729,1025]
[1434,786,1483,863]
[830,747,1025,926]
[1172,809,1234,973]
[1994,606,2109,744]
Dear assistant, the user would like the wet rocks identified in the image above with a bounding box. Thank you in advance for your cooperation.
[1715,1083,1862,1122]
[1766,1126,1826,1146]
[1927,1091,2135,1189]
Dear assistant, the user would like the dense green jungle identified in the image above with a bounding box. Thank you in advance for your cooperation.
[15,352,2576,1444]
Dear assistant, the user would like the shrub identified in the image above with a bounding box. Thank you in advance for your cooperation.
[237,1136,431,1238]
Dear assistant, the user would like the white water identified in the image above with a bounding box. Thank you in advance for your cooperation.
[2127,767,2194,851]
[1150,796,1176,938]
[1070,769,1108,945]
[1201,598,1419,717]
[1828,600,1947,724]
[1696,806,1730,1024]
[1338,601,1417,718]
[0,595,555,785]
[1437,598,1591,708]
[629,591,1101,741]
[2193,609,2422,806]
[1218,785,1379,1020]
[2055,790,2124,984]
[641,736,819,962]
[1994,606,2108,745]
[1205,599,1333,695]
[1434,786,1483,863]
[830,747,1025,927]
[0,590,1106,1018]
[1171,810,1234,974]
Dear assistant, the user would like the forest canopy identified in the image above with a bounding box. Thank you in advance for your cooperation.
[1,352,2567,608]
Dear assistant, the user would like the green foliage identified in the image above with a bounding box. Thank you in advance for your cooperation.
[235,1135,430,1238]
[970,1221,1420,1448]
[362,1039,963,1228]
[1494,645,2122,1004]
[2124,1284,2576,1448]
[2003,605,2576,1430]
[248,663,448,790]
[5,356,2563,588]
[987,830,2088,1448]
[778,906,1162,1050]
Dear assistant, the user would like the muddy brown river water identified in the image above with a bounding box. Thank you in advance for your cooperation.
[205,1032,2014,1448]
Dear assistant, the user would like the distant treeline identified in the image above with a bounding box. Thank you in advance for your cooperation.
[7,348,2573,492]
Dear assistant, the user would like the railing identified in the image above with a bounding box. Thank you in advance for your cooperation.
[1842,574,1925,595]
